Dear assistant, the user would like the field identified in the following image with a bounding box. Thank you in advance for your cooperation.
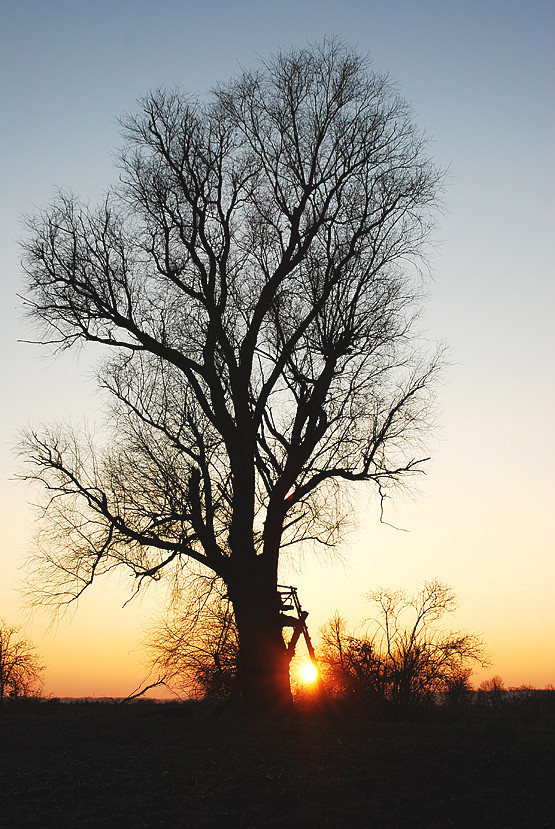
[1,697,554,828]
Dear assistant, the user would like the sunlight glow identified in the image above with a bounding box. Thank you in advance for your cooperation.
[301,660,318,684]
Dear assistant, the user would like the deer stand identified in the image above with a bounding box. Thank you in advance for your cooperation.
[230,582,321,715]
[278,585,318,672]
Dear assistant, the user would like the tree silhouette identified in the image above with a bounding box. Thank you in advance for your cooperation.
[478,675,506,707]
[20,39,442,715]
[0,621,44,706]
[319,581,488,713]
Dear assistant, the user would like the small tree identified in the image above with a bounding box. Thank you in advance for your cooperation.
[319,581,488,713]
[478,675,506,708]
[443,670,474,708]
[0,621,45,706]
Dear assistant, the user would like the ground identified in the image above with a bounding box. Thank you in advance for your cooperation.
[0,699,553,827]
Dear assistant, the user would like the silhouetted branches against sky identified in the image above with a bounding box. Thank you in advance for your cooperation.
[19,39,443,711]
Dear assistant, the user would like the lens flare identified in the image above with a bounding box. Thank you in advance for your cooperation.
[301,660,318,684]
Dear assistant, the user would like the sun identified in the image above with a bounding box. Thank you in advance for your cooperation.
[300,660,318,684]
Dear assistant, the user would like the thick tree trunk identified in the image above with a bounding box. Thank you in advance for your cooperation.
[228,570,292,716]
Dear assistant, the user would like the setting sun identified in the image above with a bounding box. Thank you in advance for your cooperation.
[300,660,318,684]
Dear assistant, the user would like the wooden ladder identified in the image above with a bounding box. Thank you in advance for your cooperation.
[278,584,317,666]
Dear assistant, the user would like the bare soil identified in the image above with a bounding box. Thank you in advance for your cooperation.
[1,699,553,828]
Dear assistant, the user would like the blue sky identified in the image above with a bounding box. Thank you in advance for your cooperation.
[1,0,553,695]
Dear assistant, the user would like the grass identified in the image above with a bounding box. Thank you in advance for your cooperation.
[0,697,553,828]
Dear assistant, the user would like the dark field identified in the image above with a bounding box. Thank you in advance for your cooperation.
[1,698,554,828]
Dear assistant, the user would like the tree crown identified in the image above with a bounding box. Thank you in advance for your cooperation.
[20,39,442,607]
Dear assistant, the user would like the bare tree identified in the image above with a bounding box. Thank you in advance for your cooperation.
[478,675,506,707]
[19,39,443,715]
[0,621,45,706]
[319,581,488,712]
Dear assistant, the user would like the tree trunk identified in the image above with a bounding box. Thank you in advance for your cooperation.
[228,569,292,717]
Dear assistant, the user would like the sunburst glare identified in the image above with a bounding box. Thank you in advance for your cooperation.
[300,660,318,684]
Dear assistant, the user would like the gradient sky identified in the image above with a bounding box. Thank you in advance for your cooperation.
[1,0,553,698]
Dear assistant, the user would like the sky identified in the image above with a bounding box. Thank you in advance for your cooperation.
[1,0,553,698]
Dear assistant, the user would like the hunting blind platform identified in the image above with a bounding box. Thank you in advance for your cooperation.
[277,585,317,667]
